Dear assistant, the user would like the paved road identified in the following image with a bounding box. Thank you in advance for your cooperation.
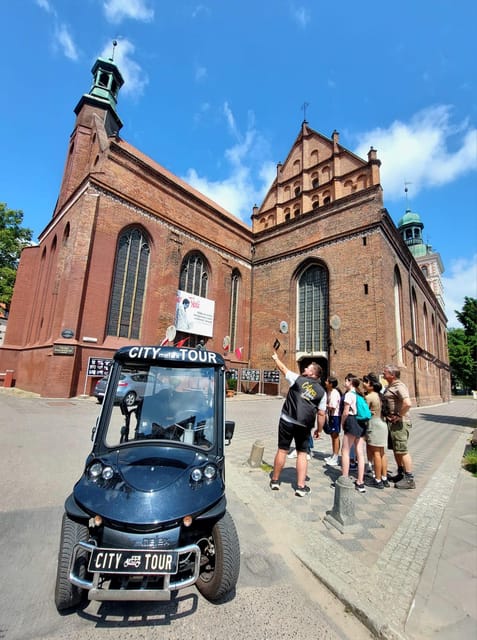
[0,391,374,640]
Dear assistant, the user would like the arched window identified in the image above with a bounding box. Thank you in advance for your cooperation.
[297,264,329,352]
[107,227,150,339]
[229,269,241,350]
[394,268,404,364]
[179,251,209,298]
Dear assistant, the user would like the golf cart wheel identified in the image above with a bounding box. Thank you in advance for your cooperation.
[54,513,89,612]
[123,391,137,407]
[196,511,240,602]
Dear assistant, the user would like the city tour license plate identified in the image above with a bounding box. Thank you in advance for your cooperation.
[88,548,179,574]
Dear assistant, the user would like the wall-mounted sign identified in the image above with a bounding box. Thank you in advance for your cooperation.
[175,290,215,338]
[61,328,75,339]
[53,344,75,356]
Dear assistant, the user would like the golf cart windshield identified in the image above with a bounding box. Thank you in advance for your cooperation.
[104,363,216,450]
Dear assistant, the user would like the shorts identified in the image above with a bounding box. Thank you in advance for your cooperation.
[366,416,388,448]
[278,417,310,452]
[343,415,367,438]
[325,415,340,435]
[388,418,412,454]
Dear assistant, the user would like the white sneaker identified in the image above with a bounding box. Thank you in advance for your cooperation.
[307,453,311,461]
[287,449,297,458]
[327,456,340,467]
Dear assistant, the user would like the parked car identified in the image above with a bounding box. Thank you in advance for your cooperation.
[55,345,239,610]
[93,371,153,406]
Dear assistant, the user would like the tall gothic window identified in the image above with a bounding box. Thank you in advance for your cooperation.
[179,252,209,297]
[107,227,150,339]
[229,269,241,350]
[394,268,404,364]
[297,264,329,352]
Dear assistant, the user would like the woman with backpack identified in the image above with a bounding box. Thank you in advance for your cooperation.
[340,374,368,493]
[363,372,390,489]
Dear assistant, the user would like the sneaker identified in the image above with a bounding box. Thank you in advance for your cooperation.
[295,485,311,497]
[326,455,339,466]
[389,468,404,483]
[373,479,384,490]
[269,479,280,490]
[350,461,358,471]
[355,482,366,493]
[307,453,311,461]
[324,455,333,463]
[287,449,297,458]
[365,467,375,478]
[395,476,416,490]
[382,478,390,488]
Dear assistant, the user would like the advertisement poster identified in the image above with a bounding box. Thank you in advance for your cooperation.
[175,290,215,337]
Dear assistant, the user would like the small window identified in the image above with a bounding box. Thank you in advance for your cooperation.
[323,196,331,205]
[294,186,301,197]
[366,340,370,352]
[363,236,367,246]
[364,284,369,295]
[312,178,319,188]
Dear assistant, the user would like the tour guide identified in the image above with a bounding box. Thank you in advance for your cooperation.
[269,351,326,497]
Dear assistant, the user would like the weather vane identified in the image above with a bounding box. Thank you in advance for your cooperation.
[301,101,309,123]
[404,181,412,208]
[111,40,118,61]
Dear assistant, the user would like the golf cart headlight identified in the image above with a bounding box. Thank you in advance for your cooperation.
[89,462,103,479]
[190,468,203,482]
[204,464,217,480]
[102,466,114,480]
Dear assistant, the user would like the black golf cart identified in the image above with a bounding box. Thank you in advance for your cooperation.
[55,346,240,611]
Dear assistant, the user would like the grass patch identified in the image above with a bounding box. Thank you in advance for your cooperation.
[463,448,477,477]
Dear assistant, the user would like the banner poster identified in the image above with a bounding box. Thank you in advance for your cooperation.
[175,290,215,338]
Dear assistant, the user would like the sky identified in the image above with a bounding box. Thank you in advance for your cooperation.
[1,0,476,328]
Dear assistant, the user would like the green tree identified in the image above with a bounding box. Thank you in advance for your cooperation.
[448,297,477,391]
[0,203,33,311]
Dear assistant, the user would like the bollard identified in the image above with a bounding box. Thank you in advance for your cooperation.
[248,439,265,468]
[324,475,357,533]
[4,369,14,388]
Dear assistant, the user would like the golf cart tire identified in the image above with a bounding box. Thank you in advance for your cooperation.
[54,513,89,612]
[196,510,240,602]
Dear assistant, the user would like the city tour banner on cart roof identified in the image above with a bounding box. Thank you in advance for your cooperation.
[175,290,215,337]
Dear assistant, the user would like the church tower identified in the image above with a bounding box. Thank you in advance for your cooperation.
[398,208,445,309]
[54,45,124,214]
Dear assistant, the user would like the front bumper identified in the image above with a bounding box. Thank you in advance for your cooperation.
[69,540,201,602]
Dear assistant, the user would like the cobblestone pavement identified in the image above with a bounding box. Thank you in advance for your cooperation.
[224,395,477,639]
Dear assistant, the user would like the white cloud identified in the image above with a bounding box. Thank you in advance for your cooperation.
[291,5,311,28]
[355,106,477,200]
[194,65,207,82]
[55,24,79,61]
[100,39,148,97]
[36,0,78,60]
[192,5,211,18]
[442,254,477,328]
[36,0,54,14]
[183,104,275,221]
[103,0,154,24]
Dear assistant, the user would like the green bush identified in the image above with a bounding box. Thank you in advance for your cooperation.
[463,448,477,476]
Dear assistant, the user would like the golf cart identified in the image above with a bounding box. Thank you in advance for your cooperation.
[55,345,239,611]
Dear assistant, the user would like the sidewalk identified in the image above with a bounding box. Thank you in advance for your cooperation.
[224,395,477,639]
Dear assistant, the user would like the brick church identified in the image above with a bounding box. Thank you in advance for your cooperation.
[0,55,450,404]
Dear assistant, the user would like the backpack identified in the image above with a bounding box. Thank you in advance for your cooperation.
[355,392,372,421]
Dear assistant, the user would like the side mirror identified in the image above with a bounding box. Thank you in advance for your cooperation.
[225,420,235,445]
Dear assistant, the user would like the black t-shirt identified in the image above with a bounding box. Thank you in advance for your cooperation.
[282,375,325,428]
